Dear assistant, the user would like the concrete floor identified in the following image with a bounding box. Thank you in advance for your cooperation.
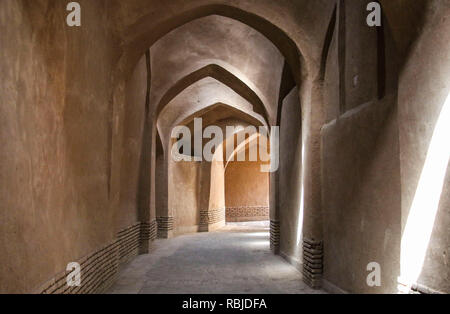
[108,221,325,294]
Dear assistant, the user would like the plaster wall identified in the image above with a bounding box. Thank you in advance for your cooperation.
[225,160,269,221]
[278,88,303,265]
[209,160,226,213]
[169,160,201,234]
[154,132,166,216]
[0,0,118,293]
[168,156,226,235]
[320,0,402,293]
[342,0,379,112]
[395,1,450,293]
[117,54,148,230]
[321,98,401,294]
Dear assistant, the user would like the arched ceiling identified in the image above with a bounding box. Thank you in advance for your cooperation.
[224,133,269,170]
[168,103,265,160]
[154,62,270,123]
[122,1,335,164]
[157,77,266,144]
[180,103,263,129]
[111,1,326,81]
[150,15,284,123]
[105,1,340,197]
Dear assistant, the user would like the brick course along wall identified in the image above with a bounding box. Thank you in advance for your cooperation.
[302,237,323,289]
[156,216,174,238]
[270,220,280,253]
[226,206,269,222]
[199,207,225,231]
[35,220,157,294]
[225,161,270,222]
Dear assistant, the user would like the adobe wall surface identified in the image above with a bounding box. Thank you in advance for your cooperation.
[278,88,303,263]
[320,1,402,293]
[169,160,201,234]
[225,160,269,222]
[393,0,450,293]
[0,0,121,293]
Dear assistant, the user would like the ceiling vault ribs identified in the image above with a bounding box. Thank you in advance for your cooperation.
[155,64,270,126]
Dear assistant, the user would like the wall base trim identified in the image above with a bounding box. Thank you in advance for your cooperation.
[226,206,269,221]
[302,238,323,289]
[34,220,156,294]
[156,216,174,238]
[199,208,225,232]
[226,216,269,222]
[270,220,280,254]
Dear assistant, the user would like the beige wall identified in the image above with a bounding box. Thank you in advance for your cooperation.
[225,160,269,221]
[168,157,226,234]
[209,160,226,212]
[0,0,119,293]
[278,88,303,265]
[320,0,450,294]
[117,55,148,230]
[169,160,201,234]
[225,161,269,207]
[320,1,402,293]
[393,0,450,293]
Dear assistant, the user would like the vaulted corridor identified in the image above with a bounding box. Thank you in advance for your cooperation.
[108,222,324,294]
[1,1,449,296]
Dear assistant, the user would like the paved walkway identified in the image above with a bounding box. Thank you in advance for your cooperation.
[108,221,325,294]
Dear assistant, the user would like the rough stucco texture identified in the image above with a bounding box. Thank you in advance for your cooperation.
[396,1,450,292]
[0,0,119,293]
[278,88,303,263]
[225,160,269,221]
[225,161,269,207]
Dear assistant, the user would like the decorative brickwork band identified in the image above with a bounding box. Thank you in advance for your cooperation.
[156,216,174,238]
[36,221,154,294]
[226,206,269,222]
[270,220,280,253]
[140,220,157,242]
[139,219,157,253]
[199,208,225,231]
[302,238,323,289]
[118,222,148,263]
